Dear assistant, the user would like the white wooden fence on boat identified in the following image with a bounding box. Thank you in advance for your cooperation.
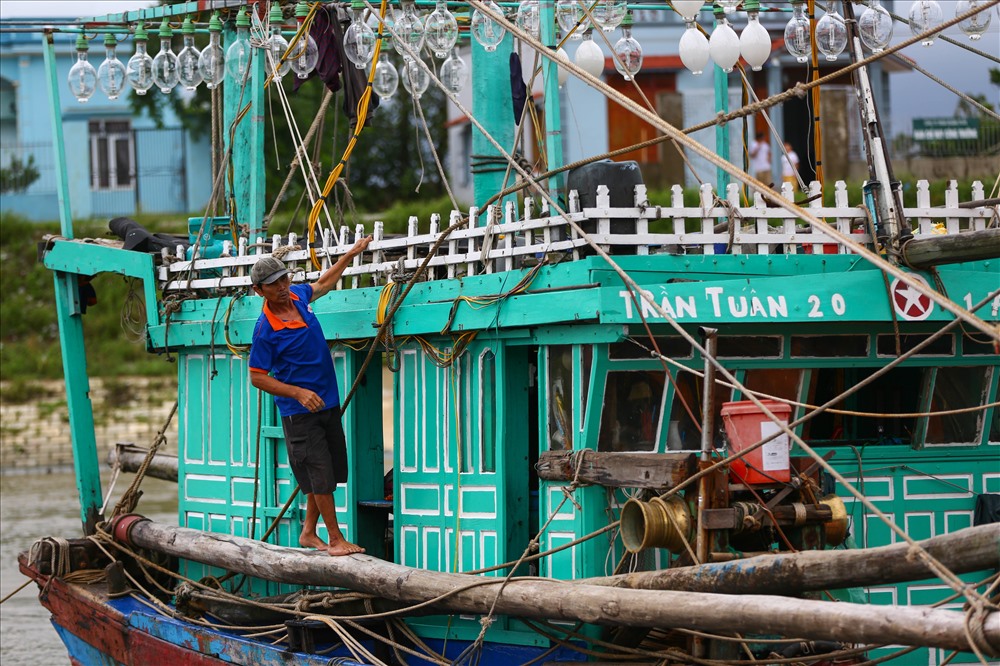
[158,179,996,292]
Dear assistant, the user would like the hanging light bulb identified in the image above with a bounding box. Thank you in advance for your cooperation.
[516,0,541,39]
[717,0,741,14]
[956,0,992,39]
[471,0,507,52]
[858,0,893,52]
[709,15,740,73]
[679,20,709,75]
[613,12,642,81]
[425,0,459,59]
[909,0,943,45]
[266,4,291,79]
[68,35,98,103]
[671,0,704,22]
[177,17,202,90]
[289,2,319,78]
[591,0,627,32]
[555,46,571,86]
[225,8,253,82]
[401,58,430,99]
[574,31,605,77]
[393,1,425,61]
[784,1,810,63]
[440,47,468,93]
[126,22,154,95]
[344,3,377,69]
[739,0,770,72]
[815,5,847,60]
[198,12,226,89]
[151,19,179,93]
[556,0,585,39]
[373,52,399,99]
[97,33,127,100]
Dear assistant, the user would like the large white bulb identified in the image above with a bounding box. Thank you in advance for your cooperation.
[555,46,570,87]
[679,22,709,76]
[739,14,770,72]
[671,0,704,22]
[709,20,739,73]
[574,35,605,78]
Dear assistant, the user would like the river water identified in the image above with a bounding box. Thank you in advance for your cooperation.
[0,471,178,665]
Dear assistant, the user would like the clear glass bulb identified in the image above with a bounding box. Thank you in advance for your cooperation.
[709,18,739,73]
[956,0,992,39]
[859,0,893,52]
[177,32,202,90]
[68,44,98,103]
[97,38,127,100]
[679,20,709,75]
[556,0,585,39]
[152,35,179,93]
[267,26,291,79]
[591,0,627,32]
[425,0,459,58]
[400,58,430,99]
[226,22,252,82]
[289,30,319,78]
[815,7,847,60]
[909,0,943,45]
[471,0,507,52]
[718,0,740,14]
[393,1,425,61]
[199,31,225,89]
[739,10,770,71]
[516,0,541,38]
[784,3,811,63]
[373,52,399,99]
[344,8,377,68]
[613,25,642,80]
[574,32,604,77]
[126,39,154,95]
[671,0,704,21]
[440,48,468,93]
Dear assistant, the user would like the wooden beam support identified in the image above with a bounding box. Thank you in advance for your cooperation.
[901,227,1000,268]
[536,450,697,489]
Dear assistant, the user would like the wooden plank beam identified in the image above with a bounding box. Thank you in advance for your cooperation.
[535,450,697,489]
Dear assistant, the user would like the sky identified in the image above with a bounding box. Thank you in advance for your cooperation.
[1,0,996,136]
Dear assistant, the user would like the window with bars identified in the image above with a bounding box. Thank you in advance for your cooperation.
[88,119,133,190]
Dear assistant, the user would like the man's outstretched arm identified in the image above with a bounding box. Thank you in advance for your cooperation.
[311,235,373,301]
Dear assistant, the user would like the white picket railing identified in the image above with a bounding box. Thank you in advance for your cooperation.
[157,179,996,292]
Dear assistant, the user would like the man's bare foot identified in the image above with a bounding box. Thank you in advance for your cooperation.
[299,533,328,550]
[327,539,365,556]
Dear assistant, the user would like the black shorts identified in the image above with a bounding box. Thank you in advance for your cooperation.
[280,407,348,495]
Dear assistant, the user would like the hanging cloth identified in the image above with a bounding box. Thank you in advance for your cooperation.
[509,52,527,126]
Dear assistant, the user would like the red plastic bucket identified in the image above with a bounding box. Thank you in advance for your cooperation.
[721,400,792,485]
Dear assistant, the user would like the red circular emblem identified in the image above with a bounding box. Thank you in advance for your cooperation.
[890,275,934,321]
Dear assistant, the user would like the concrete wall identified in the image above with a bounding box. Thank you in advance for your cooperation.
[0,377,178,474]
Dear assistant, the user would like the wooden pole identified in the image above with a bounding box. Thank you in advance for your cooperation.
[107,445,178,482]
[588,523,999,595]
[901,227,1000,268]
[118,519,999,654]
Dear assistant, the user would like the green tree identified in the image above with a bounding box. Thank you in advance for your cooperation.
[0,155,41,194]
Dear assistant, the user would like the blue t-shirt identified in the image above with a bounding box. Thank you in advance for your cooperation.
[248,283,340,417]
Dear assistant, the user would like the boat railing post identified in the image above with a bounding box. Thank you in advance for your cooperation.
[373,220,385,286]
[699,183,714,254]
[467,206,479,277]
[504,199,516,271]
[428,214,440,281]
[447,211,460,279]
[634,184,649,256]
[44,29,104,535]
[945,180,961,234]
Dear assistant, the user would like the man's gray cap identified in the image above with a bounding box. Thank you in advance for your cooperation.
[251,257,289,286]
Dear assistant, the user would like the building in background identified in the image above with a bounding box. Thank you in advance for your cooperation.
[0,23,211,222]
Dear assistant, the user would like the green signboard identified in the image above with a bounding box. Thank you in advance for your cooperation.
[913,117,979,141]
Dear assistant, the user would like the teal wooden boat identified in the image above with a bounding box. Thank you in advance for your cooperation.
[17,1,1000,665]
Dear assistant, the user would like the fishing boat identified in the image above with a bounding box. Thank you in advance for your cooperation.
[14,0,1000,664]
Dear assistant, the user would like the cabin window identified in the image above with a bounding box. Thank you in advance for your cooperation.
[801,366,923,444]
[740,368,803,405]
[791,335,869,357]
[876,333,954,356]
[716,336,782,358]
[925,366,991,446]
[480,350,496,472]
[962,337,999,356]
[666,371,732,451]
[598,371,666,452]
[547,345,574,449]
[611,337,693,360]
[88,119,133,190]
